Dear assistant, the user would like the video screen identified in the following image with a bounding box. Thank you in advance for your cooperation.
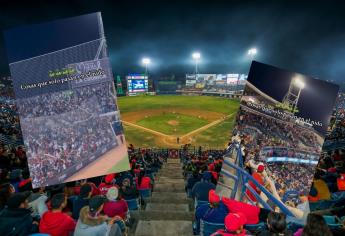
[127,75,148,93]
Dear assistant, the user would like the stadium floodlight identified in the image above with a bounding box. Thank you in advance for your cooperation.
[192,52,201,78]
[142,57,151,75]
[293,77,305,89]
[247,48,257,58]
[283,75,306,114]
[192,52,201,60]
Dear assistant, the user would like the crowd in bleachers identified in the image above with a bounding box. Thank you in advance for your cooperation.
[231,107,321,206]
[24,113,118,187]
[0,145,167,236]
[17,82,116,118]
[12,81,123,187]
[1,76,345,235]
[181,146,345,235]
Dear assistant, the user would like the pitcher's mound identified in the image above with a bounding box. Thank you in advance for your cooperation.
[167,120,179,126]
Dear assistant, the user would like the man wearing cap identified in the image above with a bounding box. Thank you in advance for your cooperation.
[98,173,118,195]
[72,183,93,220]
[0,191,39,235]
[103,187,128,220]
[74,195,123,236]
[39,193,76,236]
[211,212,249,236]
[193,189,229,235]
[192,171,216,202]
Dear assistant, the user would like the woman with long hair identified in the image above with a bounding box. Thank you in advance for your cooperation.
[297,214,332,236]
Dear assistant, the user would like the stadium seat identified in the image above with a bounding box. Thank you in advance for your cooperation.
[29,234,51,236]
[244,222,266,233]
[126,198,140,210]
[195,200,209,209]
[200,220,224,236]
[287,222,304,233]
[323,215,343,229]
[331,191,345,200]
[139,188,151,199]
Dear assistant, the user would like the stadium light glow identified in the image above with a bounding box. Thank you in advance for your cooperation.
[142,57,151,65]
[192,52,201,76]
[293,77,305,89]
[142,57,151,75]
[247,48,257,57]
[192,52,201,60]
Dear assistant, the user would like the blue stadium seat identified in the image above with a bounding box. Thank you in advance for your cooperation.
[126,198,140,210]
[331,191,345,200]
[195,200,208,209]
[244,222,266,232]
[29,234,51,236]
[200,220,224,236]
[323,215,343,229]
[139,188,151,199]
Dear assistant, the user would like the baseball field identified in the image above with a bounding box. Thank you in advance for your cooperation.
[117,95,240,148]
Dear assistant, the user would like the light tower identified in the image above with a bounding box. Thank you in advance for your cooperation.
[192,52,201,80]
[282,76,305,114]
[247,48,257,59]
[142,57,151,75]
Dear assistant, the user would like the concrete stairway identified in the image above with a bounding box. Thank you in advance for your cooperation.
[130,158,194,236]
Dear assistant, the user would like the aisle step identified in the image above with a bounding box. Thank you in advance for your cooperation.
[154,183,185,192]
[167,159,181,164]
[145,203,189,212]
[131,211,194,221]
[135,220,193,236]
[155,178,185,185]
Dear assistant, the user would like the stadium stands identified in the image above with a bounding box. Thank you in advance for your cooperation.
[1,78,344,235]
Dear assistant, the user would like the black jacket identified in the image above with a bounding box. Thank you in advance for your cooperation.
[0,207,36,236]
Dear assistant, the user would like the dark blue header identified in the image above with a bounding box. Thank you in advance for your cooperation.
[4,12,102,63]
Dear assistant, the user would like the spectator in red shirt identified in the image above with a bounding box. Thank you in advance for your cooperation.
[98,174,117,195]
[246,164,265,203]
[39,193,76,236]
[103,187,128,220]
[136,172,152,190]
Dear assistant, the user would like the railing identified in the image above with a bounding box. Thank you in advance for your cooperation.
[221,142,294,217]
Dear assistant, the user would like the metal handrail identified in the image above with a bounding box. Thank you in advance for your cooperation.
[222,143,294,217]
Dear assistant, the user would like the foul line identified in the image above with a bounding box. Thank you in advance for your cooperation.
[122,112,235,144]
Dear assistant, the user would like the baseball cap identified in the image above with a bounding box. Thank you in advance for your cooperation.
[6,191,31,209]
[89,195,107,213]
[106,187,119,201]
[225,212,247,232]
[208,189,220,204]
[257,164,265,172]
[105,174,115,184]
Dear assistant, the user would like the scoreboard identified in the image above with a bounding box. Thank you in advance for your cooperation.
[126,74,148,94]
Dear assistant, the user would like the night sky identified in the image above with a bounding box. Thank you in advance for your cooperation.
[1,0,345,85]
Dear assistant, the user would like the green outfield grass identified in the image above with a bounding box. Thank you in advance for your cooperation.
[136,113,209,135]
[122,125,158,147]
[118,95,240,148]
[192,117,236,149]
[107,153,130,173]
[118,95,238,114]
